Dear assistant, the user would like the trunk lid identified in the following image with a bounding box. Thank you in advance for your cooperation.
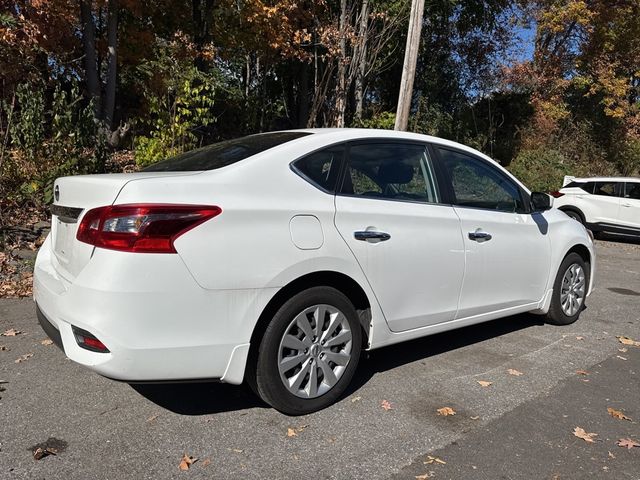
[50,172,199,281]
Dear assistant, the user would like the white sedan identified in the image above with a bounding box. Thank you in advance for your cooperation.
[34,129,595,414]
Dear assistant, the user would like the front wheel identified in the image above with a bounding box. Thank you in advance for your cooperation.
[251,286,362,415]
[545,253,589,325]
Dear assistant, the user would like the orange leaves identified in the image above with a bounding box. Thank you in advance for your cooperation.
[617,336,640,347]
[616,438,640,450]
[477,380,492,388]
[607,407,631,421]
[436,407,456,416]
[178,453,197,471]
[380,400,393,411]
[286,425,308,437]
[573,426,598,443]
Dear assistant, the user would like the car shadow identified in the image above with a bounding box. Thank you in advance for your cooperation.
[130,313,545,416]
[596,232,640,245]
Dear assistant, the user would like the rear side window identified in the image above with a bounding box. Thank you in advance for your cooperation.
[339,143,440,203]
[292,144,344,192]
[592,182,621,197]
[142,132,311,171]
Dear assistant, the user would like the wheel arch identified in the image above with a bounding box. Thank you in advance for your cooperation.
[248,271,373,369]
[558,205,586,223]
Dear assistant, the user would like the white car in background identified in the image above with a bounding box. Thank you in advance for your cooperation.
[34,129,595,414]
[552,176,640,236]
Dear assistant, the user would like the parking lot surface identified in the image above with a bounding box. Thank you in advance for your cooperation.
[1,237,639,479]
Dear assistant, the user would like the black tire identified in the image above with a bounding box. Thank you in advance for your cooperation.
[563,209,584,224]
[545,252,589,326]
[250,286,362,415]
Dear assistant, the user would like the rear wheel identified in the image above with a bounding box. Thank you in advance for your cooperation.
[251,286,362,415]
[545,253,589,325]
[563,209,583,224]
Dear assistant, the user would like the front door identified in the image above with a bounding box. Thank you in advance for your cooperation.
[436,147,552,319]
[619,182,640,230]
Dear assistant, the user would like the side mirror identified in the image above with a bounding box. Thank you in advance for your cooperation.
[531,192,553,212]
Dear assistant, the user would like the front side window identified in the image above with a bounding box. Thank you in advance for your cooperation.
[438,147,525,213]
[624,182,640,200]
[339,143,439,203]
[292,144,344,192]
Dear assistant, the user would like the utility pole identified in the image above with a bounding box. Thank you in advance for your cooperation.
[394,0,425,131]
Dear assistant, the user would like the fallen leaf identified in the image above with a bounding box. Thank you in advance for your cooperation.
[201,459,211,467]
[0,345,8,351]
[619,347,628,353]
[576,336,584,340]
[178,454,197,470]
[507,369,523,376]
[424,455,446,465]
[616,438,640,449]
[616,336,640,347]
[146,414,159,423]
[415,473,433,479]
[477,380,493,387]
[287,428,298,437]
[40,339,53,346]
[573,426,597,443]
[33,447,57,460]
[607,407,631,421]
[608,451,616,459]
[2,328,21,337]
[437,407,456,416]
[14,353,33,363]
[351,396,361,403]
[576,370,589,375]
[381,399,393,411]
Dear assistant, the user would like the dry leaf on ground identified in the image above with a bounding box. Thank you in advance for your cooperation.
[287,428,298,437]
[2,328,21,337]
[576,336,584,340]
[576,370,589,375]
[0,345,9,351]
[477,380,492,387]
[507,369,523,376]
[147,414,159,423]
[436,407,456,416]
[607,407,631,421]
[201,458,211,467]
[381,400,393,411]
[573,427,597,443]
[415,473,433,479]
[617,336,640,347]
[351,396,361,403]
[33,447,57,460]
[424,455,446,465]
[40,339,53,346]
[14,353,33,363]
[178,454,197,470]
[616,438,640,449]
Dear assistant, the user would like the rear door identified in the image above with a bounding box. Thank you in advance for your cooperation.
[334,141,465,332]
[435,147,551,319]
[619,181,640,230]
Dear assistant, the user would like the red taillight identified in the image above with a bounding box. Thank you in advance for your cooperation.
[72,326,110,353]
[549,191,564,198]
[76,204,221,253]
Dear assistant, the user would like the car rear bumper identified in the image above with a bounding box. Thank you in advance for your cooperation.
[33,235,276,384]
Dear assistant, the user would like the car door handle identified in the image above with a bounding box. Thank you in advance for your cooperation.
[468,230,492,242]
[354,230,391,242]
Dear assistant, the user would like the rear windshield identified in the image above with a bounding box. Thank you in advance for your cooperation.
[142,132,311,172]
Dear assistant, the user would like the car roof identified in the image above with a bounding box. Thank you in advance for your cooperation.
[565,176,640,183]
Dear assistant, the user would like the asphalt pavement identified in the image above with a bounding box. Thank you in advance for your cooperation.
[1,236,639,479]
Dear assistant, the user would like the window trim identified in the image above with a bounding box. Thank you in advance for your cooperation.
[433,145,531,214]
[289,141,347,194]
[335,139,447,206]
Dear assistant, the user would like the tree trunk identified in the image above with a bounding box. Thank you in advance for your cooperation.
[79,0,101,117]
[192,0,214,71]
[354,0,369,122]
[104,0,118,130]
[395,0,425,131]
[332,0,348,128]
